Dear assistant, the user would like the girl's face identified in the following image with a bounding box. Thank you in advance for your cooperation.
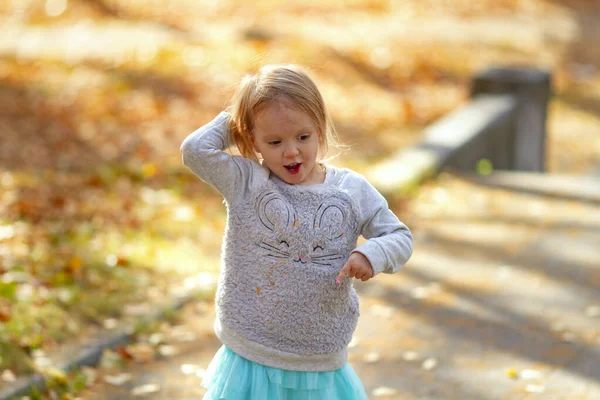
[252,99,324,185]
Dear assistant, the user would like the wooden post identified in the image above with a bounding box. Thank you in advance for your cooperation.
[471,67,551,172]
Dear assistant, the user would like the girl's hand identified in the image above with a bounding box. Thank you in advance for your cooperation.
[336,252,374,284]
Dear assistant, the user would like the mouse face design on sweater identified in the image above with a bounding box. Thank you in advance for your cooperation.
[255,190,357,267]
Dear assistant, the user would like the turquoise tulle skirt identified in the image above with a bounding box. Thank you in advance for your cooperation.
[201,345,368,400]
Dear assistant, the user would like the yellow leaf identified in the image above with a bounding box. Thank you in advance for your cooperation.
[67,257,82,273]
[142,163,157,178]
[506,368,519,379]
[41,366,68,384]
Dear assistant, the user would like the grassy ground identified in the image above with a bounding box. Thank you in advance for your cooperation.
[0,0,599,394]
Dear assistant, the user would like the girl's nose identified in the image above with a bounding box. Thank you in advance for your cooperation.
[283,144,299,157]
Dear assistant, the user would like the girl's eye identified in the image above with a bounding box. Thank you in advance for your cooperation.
[299,135,310,141]
[268,141,281,146]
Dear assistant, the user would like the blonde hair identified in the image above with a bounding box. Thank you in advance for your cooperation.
[227,64,342,163]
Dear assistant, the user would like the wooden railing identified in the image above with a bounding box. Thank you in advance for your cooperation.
[367,67,552,195]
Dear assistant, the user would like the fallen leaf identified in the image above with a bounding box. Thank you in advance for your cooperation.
[141,163,157,178]
[370,304,395,319]
[65,256,82,274]
[149,333,165,345]
[170,326,197,342]
[86,175,103,187]
[128,343,155,363]
[131,383,160,396]
[372,386,398,397]
[33,356,53,369]
[116,346,135,361]
[506,368,519,379]
[585,305,600,318]
[103,318,119,330]
[181,364,206,378]
[524,384,545,393]
[520,369,543,380]
[0,308,11,322]
[410,286,429,299]
[40,366,67,384]
[422,358,438,370]
[2,369,16,382]
[104,373,132,386]
[181,364,200,375]
[158,345,178,357]
[402,351,420,361]
[364,352,380,363]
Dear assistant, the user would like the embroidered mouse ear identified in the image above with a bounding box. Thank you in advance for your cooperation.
[313,196,356,239]
[256,191,296,232]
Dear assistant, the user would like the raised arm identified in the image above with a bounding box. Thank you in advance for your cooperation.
[351,173,414,276]
[180,111,256,203]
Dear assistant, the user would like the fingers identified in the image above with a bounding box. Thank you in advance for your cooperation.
[336,264,350,284]
[337,263,373,284]
[356,269,372,281]
[347,266,357,278]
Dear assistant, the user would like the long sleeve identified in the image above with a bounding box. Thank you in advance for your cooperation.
[180,111,256,204]
[350,173,413,276]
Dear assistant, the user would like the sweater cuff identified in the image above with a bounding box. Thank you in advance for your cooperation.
[352,240,388,276]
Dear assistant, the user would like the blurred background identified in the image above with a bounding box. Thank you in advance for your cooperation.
[1,0,599,393]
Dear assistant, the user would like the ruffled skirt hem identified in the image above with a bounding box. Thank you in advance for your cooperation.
[201,345,368,400]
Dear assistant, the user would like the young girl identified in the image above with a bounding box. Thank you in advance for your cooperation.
[180,64,413,399]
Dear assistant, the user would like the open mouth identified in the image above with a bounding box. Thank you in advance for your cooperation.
[284,163,301,174]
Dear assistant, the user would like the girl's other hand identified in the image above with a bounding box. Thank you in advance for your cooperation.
[336,252,373,284]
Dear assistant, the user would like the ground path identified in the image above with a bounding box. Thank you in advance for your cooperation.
[80,172,600,399]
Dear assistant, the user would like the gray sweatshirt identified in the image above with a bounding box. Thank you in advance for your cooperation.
[180,112,413,371]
